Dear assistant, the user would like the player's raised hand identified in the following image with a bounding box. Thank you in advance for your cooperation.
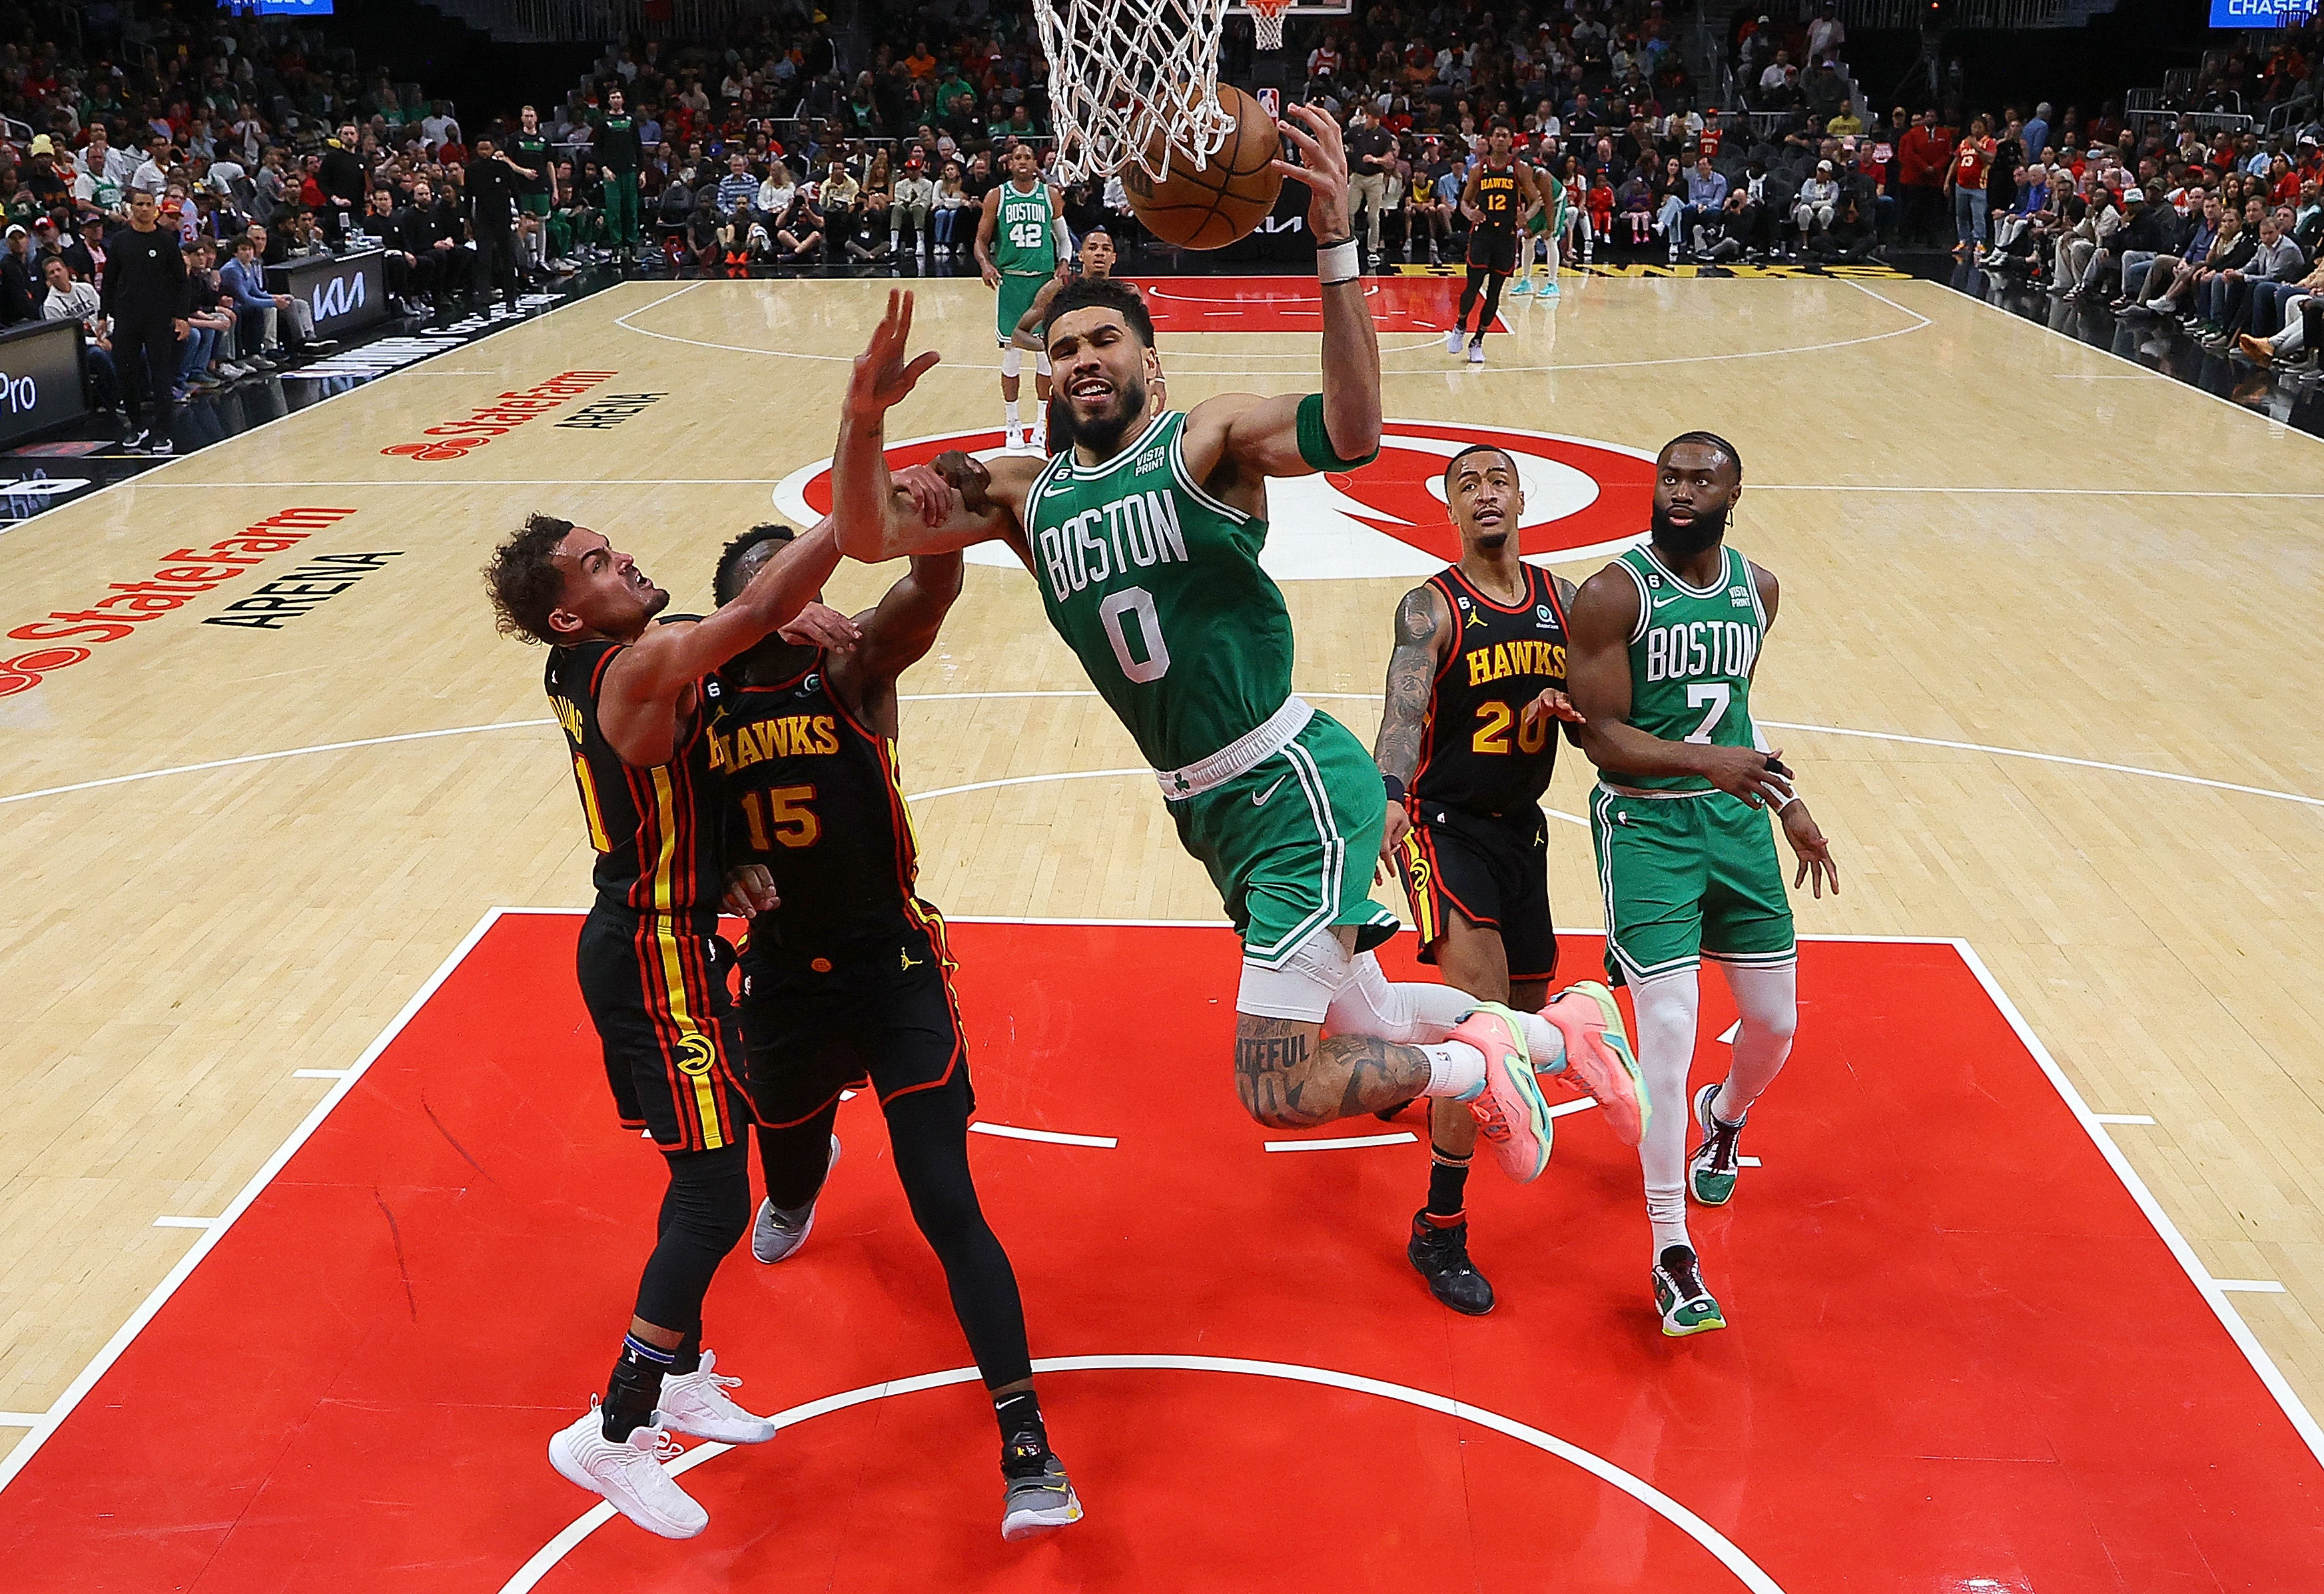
[721,863,781,919]
[1781,801,1841,899]
[847,289,941,418]
[1695,743,1793,809]
[1272,102,1352,241]
[777,601,863,649]
[1520,688,1586,729]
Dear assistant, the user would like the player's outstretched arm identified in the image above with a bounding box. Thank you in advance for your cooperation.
[1372,582,1451,876]
[1010,278,1059,350]
[831,552,967,740]
[1182,103,1381,485]
[1741,558,1840,895]
[974,186,1001,286]
[598,520,844,765]
[1564,564,1790,806]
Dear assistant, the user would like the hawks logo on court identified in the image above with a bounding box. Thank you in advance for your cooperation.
[773,420,1655,582]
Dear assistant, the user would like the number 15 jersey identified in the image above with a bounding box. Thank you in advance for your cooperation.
[1022,409,1294,771]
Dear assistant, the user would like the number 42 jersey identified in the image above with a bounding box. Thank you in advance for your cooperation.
[1021,410,1295,772]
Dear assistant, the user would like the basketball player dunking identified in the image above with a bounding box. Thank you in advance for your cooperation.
[705,522,1082,1539]
[976,143,1064,452]
[1445,125,1543,366]
[1372,445,1646,1314]
[483,508,849,1537]
[832,117,1641,1204]
[1563,432,1842,1336]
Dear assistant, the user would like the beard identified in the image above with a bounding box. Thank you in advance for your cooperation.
[1649,500,1727,560]
[1473,528,1510,552]
[1060,374,1148,456]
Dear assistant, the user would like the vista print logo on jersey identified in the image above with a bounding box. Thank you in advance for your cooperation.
[775,420,1655,582]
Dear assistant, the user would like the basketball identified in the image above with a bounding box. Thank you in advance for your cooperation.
[1122,84,1284,250]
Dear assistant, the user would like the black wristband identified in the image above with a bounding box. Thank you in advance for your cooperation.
[1382,773,1406,804]
[1312,233,1355,250]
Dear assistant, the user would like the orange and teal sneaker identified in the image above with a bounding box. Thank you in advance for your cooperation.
[1539,981,1649,1147]
[1450,1003,1552,1183]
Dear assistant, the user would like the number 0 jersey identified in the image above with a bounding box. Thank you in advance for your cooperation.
[546,639,723,917]
[1022,408,1294,772]
[1607,543,1767,794]
[1413,563,1569,818]
[705,657,923,952]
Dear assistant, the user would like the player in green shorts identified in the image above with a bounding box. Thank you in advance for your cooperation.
[1509,154,1563,298]
[1565,431,1841,1338]
[829,110,1643,1206]
[509,105,555,280]
[976,143,1064,453]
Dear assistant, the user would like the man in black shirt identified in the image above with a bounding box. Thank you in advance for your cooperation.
[595,87,644,260]
[1347,103,1397,266]
[318,123,366,245]
[466,135,523,313]
[101,190,191,453]
[397,177,470,310]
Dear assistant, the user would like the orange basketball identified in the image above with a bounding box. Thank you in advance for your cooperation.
[1123,85,1285,250]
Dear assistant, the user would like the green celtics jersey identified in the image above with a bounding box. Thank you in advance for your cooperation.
[1610,544,1766,793]
[993,179,1054,273]
[1022,410,1292,772]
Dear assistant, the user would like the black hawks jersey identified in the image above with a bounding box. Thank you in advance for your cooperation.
[1472,161,1521,234]
[706,654,923,954]
[546,638,723,919]
[1414,563,1569,818]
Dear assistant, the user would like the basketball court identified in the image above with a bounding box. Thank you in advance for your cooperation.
[4,264,2323,1587]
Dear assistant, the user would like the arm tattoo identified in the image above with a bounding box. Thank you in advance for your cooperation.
[1374,586,1441,785]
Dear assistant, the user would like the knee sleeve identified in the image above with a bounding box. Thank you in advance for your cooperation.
[1717,961,1796,1117]
[1237,925,1355,1022]
[633,1142,751,1330]
[1000,344,1022,378]
[1034,351,1052,377]
[1324,952,1475,1044]
[1631,969,1701,1220]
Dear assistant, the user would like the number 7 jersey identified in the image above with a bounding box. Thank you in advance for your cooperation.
[1607,543,1767,793]
[1022,410,1296,771]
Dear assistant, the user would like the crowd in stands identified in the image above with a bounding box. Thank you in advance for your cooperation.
[5,0,2324,458]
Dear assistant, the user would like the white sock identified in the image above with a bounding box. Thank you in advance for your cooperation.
[1004,398,1020,429]
[1419,1040,1486,1102]
[1514,1010,1568,1074]
[1633,968,1701,1258]
[1713,961,1796,1124]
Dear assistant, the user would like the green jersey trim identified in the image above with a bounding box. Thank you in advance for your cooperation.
[1042,410,1172,486]
[1244,737,1348,961]
[1166,420,1253,527]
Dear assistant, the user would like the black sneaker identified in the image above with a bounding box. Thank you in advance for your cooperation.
[1407,1210,1495,1315]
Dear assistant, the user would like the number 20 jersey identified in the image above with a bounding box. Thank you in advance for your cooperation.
[1022,409,1294,772]
[1414,564,1569,818]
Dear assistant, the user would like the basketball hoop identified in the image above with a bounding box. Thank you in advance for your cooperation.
[1033,0,1235,183]
[1245,0,1292,51]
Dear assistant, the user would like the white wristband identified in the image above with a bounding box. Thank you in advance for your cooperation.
[1316,239,1360,284]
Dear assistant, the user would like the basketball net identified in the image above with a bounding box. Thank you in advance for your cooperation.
[1247,0,1292,52]
[1033,0,1234,183]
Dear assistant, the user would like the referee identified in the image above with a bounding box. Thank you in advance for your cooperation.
[101,187,190,454]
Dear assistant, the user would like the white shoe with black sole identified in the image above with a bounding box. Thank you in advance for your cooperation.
[751,1134,839,1264]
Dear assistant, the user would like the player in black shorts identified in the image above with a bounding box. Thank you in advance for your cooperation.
[1445,124,1544,368]
[486,501,849,1539]
[708,524,1082,1541]
[1373,443,1645,1312]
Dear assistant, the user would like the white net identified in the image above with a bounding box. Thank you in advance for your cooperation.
[1034,0,1234,183]
[1248,0,1290,51]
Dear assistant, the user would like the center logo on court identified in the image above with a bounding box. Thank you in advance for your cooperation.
[773,421,1655,583]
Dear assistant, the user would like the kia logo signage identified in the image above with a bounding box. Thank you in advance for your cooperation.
[312,272,366,320]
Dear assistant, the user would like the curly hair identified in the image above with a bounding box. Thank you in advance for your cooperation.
[713,522,795,607]
[1046,275,1156,349]
[483,513,576,645]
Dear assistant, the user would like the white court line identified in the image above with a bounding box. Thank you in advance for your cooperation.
[149,1217,220,1230]
[1717,1020,1741,1043]
[1739,1156,1763,1168]
[1547,1098,1601,1120]
[1950,939,2324,1467]
[1760,720,2324,810]
[2093,1113,2157,1126]
[494,1354,1789,1594]
[0,1413,43,1427]
[122,479,2324,500]
[292,1069,351,1080]
[968,1121,1118,1148]
[2217,1280,2290,1294]
[0,719,557,807]
[1264,1131,1418,1152]
[0,908,508,1494]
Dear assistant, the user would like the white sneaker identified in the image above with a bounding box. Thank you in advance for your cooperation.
[655,1350,778,1444]
[1467,339,1486,366]
[547,1405,707,1539]
[1004,424,1025,451]
[1028,424,1047,454]
[751,1134,839,1264]
[1444,328,1463,354]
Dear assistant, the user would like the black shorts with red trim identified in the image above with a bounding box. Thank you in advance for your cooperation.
[1465,227,1519,274]
[737,908,974,1128]
[576,901,753,1154]
[1396,803,1558,984]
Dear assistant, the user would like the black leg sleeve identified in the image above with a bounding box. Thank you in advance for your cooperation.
[633,1142,751,1333]
[1456,266,1485,330]
[755,1098,839,1212]
[884,1074,1033,1390]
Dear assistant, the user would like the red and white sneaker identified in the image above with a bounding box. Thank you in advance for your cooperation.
[548,1403,707,1539]
[1449,1003,1552,1183]
[1537,981,1649,1146]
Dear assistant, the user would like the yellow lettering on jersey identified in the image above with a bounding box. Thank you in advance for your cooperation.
[725,713,841,771]
[551,694,586,745]
[1467,649,1490,687]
